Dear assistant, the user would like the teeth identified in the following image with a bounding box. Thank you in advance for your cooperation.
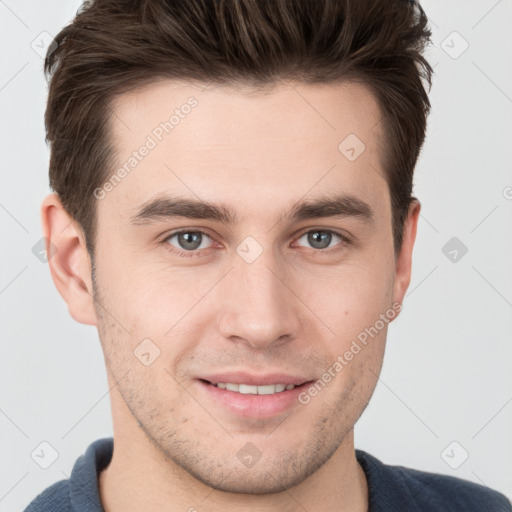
[214,382,297,394]
[257,384,278,395]
[239,384,258,394]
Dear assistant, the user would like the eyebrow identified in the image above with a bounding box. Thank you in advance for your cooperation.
[129,193,375,226]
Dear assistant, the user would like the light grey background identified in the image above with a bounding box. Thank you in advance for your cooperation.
[1,1,511,510]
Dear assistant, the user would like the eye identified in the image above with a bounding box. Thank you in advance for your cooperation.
[164,230,214,253]
[295,229,346,250]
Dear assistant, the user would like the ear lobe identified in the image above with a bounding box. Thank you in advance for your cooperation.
[41,193,97,326]
[392,199,421,310]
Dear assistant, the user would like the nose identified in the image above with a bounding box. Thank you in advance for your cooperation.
[217,250,303,350]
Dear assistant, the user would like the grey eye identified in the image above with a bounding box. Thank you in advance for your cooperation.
[167,231,212,251]
[296,230,342,250]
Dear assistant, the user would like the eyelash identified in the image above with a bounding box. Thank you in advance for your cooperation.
[159,228,350,259]
[160,229,215,259]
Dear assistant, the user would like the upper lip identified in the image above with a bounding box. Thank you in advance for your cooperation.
[199,372,312,386]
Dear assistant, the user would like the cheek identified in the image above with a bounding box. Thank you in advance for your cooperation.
[97,267,220,378]
[297,259,394,337]
[123,268,221,332]
[97,247,199,326]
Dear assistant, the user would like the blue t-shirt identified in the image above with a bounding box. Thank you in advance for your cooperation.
[24,437,511,511]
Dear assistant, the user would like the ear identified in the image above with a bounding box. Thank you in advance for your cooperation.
[41,193,97,326]
[392,199,421,308]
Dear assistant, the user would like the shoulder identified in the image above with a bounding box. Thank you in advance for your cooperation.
[356,449,512,511]
[23,438,113,512]
[23,479,71,512]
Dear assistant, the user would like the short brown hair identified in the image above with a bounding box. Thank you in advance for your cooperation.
[44,0,432,257]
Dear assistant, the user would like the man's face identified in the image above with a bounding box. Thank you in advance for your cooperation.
[92,80,400,493]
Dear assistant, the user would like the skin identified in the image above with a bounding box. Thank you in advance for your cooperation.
[42,80,420,512]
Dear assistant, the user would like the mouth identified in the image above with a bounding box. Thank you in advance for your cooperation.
[196,376,314,419]
[200,380,306,395]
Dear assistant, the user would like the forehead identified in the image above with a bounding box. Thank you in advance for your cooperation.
[101,79,387,224]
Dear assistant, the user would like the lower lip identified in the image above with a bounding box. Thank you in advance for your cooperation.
[196,380,313,419]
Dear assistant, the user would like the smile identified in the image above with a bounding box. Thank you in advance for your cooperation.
[213,383,297,394]
[197,378,314,418]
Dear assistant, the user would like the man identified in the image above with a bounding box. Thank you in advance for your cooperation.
[24,0,511,510]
